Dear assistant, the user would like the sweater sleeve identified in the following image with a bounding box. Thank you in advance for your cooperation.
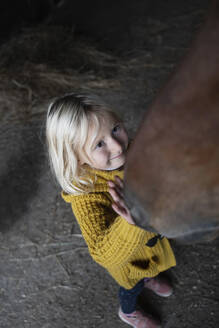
[69,192,146,268]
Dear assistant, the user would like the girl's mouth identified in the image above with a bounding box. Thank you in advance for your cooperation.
[111,152,123,160]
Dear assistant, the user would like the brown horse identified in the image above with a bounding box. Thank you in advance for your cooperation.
[124,0,219,243]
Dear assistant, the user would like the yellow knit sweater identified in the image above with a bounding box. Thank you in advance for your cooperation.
[61,167,176,289]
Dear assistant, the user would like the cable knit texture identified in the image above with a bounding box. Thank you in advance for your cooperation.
[61,167,176,289]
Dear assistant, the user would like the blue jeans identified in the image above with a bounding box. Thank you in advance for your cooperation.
[119,278,150,314]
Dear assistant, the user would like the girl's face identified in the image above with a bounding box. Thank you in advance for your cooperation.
[81,114,129,170]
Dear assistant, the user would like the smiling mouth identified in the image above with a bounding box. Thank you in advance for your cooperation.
[111,153,123,160]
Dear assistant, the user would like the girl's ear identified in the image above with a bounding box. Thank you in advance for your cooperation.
[77,150,84,165]
[78,158,84,165]
[78,155,86,166]
[78,149,90,166]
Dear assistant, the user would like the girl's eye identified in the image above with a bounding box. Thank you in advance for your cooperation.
[96,141,104,149]
[112,124,121,133]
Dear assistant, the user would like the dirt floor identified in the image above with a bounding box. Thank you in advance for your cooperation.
[0,0,218,327]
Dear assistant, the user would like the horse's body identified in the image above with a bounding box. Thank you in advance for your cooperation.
[124,1,219,243]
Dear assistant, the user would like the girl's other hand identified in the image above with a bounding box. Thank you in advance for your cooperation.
[108,176,135,225]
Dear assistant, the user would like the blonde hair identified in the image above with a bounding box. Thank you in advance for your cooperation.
[46,93,117,194]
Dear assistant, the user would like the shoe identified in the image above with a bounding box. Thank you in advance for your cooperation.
[118,307,161,328]
[144,276,173,297]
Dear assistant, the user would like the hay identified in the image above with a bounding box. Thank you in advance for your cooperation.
[0,25,124,122]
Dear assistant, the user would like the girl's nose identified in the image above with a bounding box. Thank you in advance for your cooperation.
[109,137,123,153]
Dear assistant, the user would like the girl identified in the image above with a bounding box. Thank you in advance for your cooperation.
[46,93,176,328]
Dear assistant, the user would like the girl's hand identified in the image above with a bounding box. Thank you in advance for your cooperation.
[108,176,135,225]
